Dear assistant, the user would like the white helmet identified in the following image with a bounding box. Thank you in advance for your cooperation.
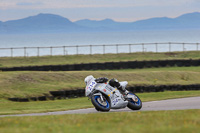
[84,75,95,85]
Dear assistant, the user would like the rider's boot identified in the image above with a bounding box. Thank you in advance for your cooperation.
[109,78,129,97]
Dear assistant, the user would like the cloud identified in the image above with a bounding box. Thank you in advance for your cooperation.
[39,0,199,9]
[1,0,199,10]
[1,0,200,22]
[16,2,43,6]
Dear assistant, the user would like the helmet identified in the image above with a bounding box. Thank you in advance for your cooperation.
[109,78,120,88]
[84,75,95,85]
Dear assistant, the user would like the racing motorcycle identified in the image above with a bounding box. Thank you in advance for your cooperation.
[85,78,142,112]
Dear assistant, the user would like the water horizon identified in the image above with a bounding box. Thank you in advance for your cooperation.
[0,30,200,57]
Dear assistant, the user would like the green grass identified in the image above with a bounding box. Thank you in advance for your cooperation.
[1,51,199,133]
[107,66,200,72]
[0,51,200,68]
[0,66,200,99]
[0,109,199,133]
[0,97,91,115]
[0,91,199,115]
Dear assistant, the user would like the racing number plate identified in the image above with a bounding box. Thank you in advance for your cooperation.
[88,81,97,91]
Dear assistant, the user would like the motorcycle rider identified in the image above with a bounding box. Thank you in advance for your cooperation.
[84,75,129,96]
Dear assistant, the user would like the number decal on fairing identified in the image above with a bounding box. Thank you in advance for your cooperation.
[113,98,119,106]
[88,81,97,91]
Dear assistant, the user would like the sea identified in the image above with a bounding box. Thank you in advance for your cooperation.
[0,29,200,57]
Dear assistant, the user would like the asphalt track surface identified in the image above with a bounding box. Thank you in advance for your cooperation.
[0,97,200,117]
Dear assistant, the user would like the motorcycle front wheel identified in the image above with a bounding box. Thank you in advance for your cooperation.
[127,93,142,110]
[91,94,111,112]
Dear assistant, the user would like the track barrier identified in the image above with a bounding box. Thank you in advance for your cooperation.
[8,84,200,102]
[1,59,200,71]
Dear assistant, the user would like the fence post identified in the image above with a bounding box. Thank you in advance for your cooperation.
[183,43,185,52]
[142,43,144,52]
[155,43,158,53]
[37,47,40,57]
[129,44,131,53]
[116,44,118,54]
[169,42,171,52]
[76,45,78,55]
[63,46,65,56]
[103,45,105,54]
[90,45,92,55]
[24,47,26,57]
[50,47,52,56]
[11,48,13,57]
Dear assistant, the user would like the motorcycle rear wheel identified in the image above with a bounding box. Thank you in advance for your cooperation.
[91,94,111,112]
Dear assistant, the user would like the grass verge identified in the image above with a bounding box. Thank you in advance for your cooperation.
[0,91,199,115]
[0,51,200,68]
[0,66,200,98]
[0,109,199,133]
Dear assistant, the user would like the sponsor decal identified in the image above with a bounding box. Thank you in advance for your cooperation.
[103,89,106,92]
[113,98,119,106]
[105,85,113,91]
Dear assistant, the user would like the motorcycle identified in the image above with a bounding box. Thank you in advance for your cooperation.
[85,79,142,112]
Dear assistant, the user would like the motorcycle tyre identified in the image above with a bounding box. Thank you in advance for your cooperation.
[127,93,142,110]
[95,107,100,111]
[91,94,111,112]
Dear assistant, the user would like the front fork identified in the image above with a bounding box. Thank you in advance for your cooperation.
[93,92,104,102]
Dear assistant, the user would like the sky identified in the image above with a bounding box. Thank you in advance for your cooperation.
[0,0,200,22]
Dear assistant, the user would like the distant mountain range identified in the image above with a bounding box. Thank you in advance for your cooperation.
[0,12,200,34]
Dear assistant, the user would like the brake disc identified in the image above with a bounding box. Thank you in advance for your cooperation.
[133,97,138,102]
[97,98,107,106]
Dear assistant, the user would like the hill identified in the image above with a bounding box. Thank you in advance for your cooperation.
[76,12,200,30]
[0,13,85,33]
[0,12,200,34]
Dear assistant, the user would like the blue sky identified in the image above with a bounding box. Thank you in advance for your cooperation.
[0,0,200,22]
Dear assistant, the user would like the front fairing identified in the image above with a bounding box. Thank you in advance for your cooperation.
[94,83,128,109]
[85,81,128,109]
[85,80,97,97]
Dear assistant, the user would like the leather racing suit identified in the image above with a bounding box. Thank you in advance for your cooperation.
[95,77,128,95]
